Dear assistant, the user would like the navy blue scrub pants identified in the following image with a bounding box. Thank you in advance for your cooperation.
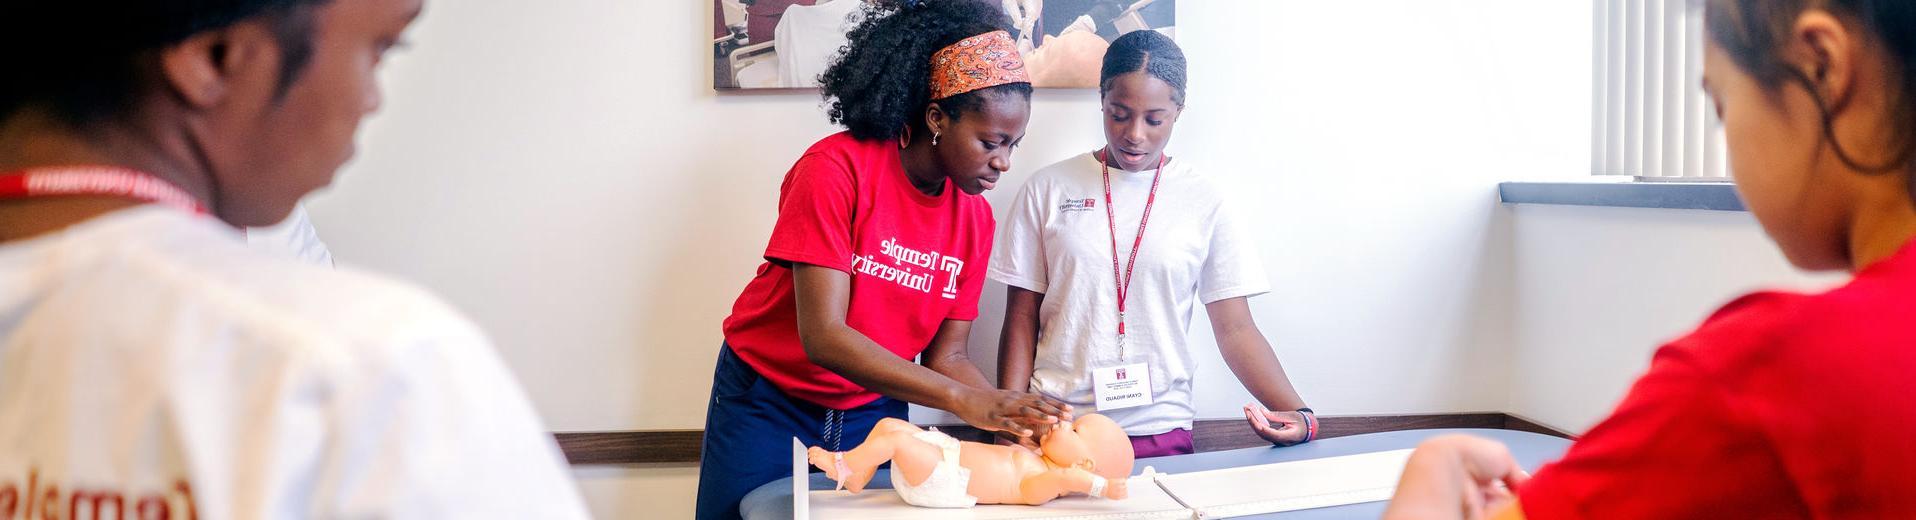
[694,344,907,520]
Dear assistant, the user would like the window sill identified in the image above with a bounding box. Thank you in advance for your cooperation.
[1498,181,1745,212]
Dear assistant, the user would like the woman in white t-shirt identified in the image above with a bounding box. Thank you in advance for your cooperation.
[991,30,1313,457]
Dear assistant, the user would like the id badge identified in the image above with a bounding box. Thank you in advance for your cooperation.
[1091,363,1152,411]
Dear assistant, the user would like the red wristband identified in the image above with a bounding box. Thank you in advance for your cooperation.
[1299,408,1317,443]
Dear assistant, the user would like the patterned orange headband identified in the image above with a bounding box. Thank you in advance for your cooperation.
[928,30,1030,101]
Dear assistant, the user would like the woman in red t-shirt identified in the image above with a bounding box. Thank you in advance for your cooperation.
[695,2,1071,519]
[1387,1,1916,519]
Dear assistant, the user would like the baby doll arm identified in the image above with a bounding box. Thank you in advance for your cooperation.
[1015,467,1129,505]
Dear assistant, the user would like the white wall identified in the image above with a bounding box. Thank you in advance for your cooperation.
[1171,0,1589,419]
[1506,204,1840,433]
[307,0,1589,517]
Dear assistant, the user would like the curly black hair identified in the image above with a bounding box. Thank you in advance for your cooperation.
[0,0,327,125]
[819,0,1034,141]
[1100,30,1187,107]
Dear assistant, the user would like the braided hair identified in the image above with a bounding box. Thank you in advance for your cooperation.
[1099,29,1187,107]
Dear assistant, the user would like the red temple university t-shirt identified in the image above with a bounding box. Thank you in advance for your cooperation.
[1520,241,1916,518]
[723,132,994,410]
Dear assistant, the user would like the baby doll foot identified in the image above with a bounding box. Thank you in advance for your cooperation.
[807,447,858,491]
[806,447,836,477]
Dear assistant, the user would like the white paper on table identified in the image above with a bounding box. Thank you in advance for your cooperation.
[807,473,1194,520]
[1152,449,1415,517]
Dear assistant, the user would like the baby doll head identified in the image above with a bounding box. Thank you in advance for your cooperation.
[1038,413,1135,480]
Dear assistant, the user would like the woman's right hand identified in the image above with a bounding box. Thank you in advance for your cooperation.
[953,387,1072,438]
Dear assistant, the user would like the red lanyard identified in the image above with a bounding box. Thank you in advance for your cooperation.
[1100,148,1164,360]
[0,166,206,215]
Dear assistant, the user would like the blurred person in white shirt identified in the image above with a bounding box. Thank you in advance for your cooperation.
[246,203,334,266]
[0,0,589,518]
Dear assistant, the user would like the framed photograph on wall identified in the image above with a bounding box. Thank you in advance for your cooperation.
[713,0,1176,89]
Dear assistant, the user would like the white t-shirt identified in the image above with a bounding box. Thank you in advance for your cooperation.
[0,207,588,519]
[244,203,335,267]
[989,152,1270,435]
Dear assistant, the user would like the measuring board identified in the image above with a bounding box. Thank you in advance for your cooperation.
[796,439,1414,519]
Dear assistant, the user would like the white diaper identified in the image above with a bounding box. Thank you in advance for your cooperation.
[890,429,978,508]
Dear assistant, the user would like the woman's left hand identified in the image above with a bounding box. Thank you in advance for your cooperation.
[1244,403,1308,445]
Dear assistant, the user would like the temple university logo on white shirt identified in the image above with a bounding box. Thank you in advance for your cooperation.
[1,467,197,520]
[851,237,965,299]
[1058,197,1097,213]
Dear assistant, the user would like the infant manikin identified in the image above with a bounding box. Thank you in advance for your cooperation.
[807,414,1135,507]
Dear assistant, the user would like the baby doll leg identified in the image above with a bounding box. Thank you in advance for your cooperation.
[868,417,924,437]
[808,420,941,493]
